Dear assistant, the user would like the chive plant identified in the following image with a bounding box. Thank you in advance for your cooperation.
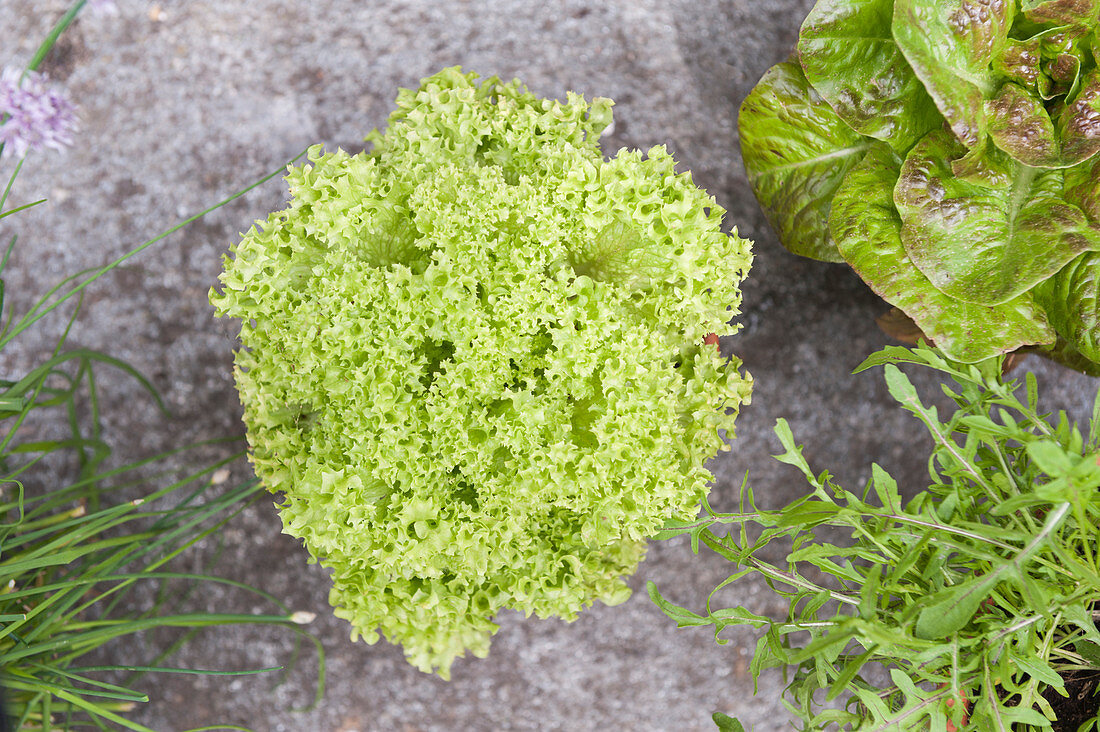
[1,3,322,729]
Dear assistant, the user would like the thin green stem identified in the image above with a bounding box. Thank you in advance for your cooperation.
[26,2,88,73]
[0,149,307,351]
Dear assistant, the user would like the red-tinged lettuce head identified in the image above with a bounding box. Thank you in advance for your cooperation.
[740,0,1100,372]
[211,67,753,678]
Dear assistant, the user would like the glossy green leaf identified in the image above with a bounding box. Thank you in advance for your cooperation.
[738,60,871,262]
[1056,69,1100,166]
[892,0,1100,166]
[948,137,1018,184]
[893,0,1013,149]
[1040,27,1088,85]
[994,36,1047,96]
[896,129,1100,304]
[1033,252,1100,362]
[797,0,940,151]
[1021,0,1100,25]
[1041,48,1082,99]
[1064,149,1100,223]
[832,142,1054,361]
[986,82,1062,166]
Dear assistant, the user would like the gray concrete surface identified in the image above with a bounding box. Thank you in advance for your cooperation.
[1,1,1096,731]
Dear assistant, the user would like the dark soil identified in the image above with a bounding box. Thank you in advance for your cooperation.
[1046,672,1100,731]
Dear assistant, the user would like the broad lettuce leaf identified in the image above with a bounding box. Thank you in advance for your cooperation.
[895,129,1100,305]
[987,69,1100,167]
[893,0,1100,166]
[1039,28,1085,98]
[893,0,1013,149]
[797,0,940,152]
[1022,0,1100,26]
[1065,151,1100,222]
[995,36,1049,96]
[738,60,871,262]
[1058,69,1100,165]
[1034,252,1100,363]
[831,143,1053,362]
[986,82,1063,166]
[741,0,1100,371]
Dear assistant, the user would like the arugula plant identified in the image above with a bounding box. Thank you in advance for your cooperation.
[651,344,1100,730]
[739,0,1100,372]
[212,67,753,678]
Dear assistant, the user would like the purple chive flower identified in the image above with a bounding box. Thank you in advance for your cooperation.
[0,67,79,160]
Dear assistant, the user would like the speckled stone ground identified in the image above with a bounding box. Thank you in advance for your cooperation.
[1,2,1096,731]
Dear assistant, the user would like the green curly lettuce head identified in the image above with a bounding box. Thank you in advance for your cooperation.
[211,67,753,678]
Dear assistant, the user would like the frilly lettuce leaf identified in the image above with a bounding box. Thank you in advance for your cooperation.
[738,59,871,262]
[895,129,1100,305]
[797,0,940,152]
[213,67,753,679]
[831,143,1053,361]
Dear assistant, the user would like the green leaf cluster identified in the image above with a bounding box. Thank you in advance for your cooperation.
[740,0,1100,370]
[211,67,753,678]
[0,198,320,731]
[651,344,1100,730]
[1,6,324,719]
